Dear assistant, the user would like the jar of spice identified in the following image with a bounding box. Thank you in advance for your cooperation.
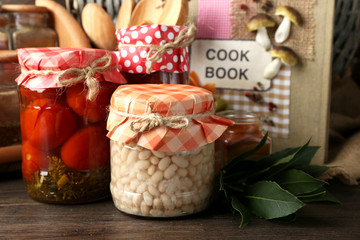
[2,4,57,50]
[107,84,233,217]
[215,110,272,172]
[16,47,126,204]
[115,24,195,84]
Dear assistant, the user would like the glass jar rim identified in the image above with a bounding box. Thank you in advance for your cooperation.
[216,110,260,124]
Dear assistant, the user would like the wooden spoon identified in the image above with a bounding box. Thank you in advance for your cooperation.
[158,0,189,26]
[116,0,136,29]
[129,0,164,26]
[81,3,117,50]
[35,0,91,48]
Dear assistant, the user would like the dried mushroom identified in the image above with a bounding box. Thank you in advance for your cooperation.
[246,13,276,51]
[274,6,302,43]
[264,46,298,79]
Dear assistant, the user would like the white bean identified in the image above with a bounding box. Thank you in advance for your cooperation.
[151,170,163,184]
[136,171,148,181]
[177,168,188,177]
[190,155,202,166]
[187,166,196,177]
[135,160,150,170]
[149,209,163,217]
[172,155,189,168]
[127,150,139,165]
[140,201,150,215]
[120,145,131,161]
[153,198,163,210]
[132,194,142,207]
[152,150,166,158]
[164,164,178,179]
[136,182,147,194]
[161,194,175,210]
[138,149,152,160]
[130,179,140,191]
[147,165,156,176]
[158,180,167,193]
[150,156,160,165]
[158,157,171,171]
[148,185,160,197]
[143,191,153,206]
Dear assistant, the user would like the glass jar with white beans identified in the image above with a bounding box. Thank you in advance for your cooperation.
[110,142,215,217]
[106,84,233,217]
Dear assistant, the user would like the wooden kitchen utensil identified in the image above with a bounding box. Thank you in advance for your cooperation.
[81,3,117,50]
[158,0,189,26]
[129,0,164,26]
[116,0,136,29]
[35,0,91,48]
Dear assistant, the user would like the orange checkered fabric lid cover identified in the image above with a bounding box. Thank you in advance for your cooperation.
[107,84,233,152]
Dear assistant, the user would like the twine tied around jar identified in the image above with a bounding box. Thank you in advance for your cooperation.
[111,109,213,132]
[21,55,115,101]
[145,24,196,74]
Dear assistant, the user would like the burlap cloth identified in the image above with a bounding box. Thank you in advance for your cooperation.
[321,64,360,185]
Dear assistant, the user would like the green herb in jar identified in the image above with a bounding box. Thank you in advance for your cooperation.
[24,155,110,204]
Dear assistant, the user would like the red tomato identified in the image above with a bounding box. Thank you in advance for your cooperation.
[66,81,117,123]
[21,99,78,150]
[21,141,49,181]
[19,85,65,102]
[61,125,110,170]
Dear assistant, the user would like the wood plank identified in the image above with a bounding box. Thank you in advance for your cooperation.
[0,178,359,239]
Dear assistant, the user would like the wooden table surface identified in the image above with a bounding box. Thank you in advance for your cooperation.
[0,172,359,240]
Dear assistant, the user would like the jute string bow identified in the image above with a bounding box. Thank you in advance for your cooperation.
[22,55,115,101]
[120,24,197,74]
[111,109,213,133]
[145,24,196,74]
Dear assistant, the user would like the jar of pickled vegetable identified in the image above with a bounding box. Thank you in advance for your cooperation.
[2,4,57,50]
[107,84,233,217]
[16,47,126,204]
[116,24,195,84]
[215,110,272,172]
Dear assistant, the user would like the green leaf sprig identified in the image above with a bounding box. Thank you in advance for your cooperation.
[215,133,340,227]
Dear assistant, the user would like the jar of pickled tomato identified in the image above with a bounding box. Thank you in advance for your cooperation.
[215,110,272,172]
[115,24,195,84]
[107,84,233,217]
[16,47,126,204]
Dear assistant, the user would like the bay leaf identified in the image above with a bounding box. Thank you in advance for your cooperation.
[273,169,327,195]
[231,196,251,227]
[298,187,341,204]
[244,181,305,219]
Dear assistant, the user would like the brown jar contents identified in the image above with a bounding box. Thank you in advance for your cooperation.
[215,110,271,172]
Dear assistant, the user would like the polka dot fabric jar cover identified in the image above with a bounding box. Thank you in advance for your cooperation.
[115,25,190,74]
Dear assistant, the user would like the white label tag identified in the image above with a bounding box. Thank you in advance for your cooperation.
[190,39,272,90]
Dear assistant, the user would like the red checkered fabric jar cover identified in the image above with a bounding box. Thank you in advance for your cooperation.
[16,47,126,89]
[116,25,190,74]
[107,84,234,152]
